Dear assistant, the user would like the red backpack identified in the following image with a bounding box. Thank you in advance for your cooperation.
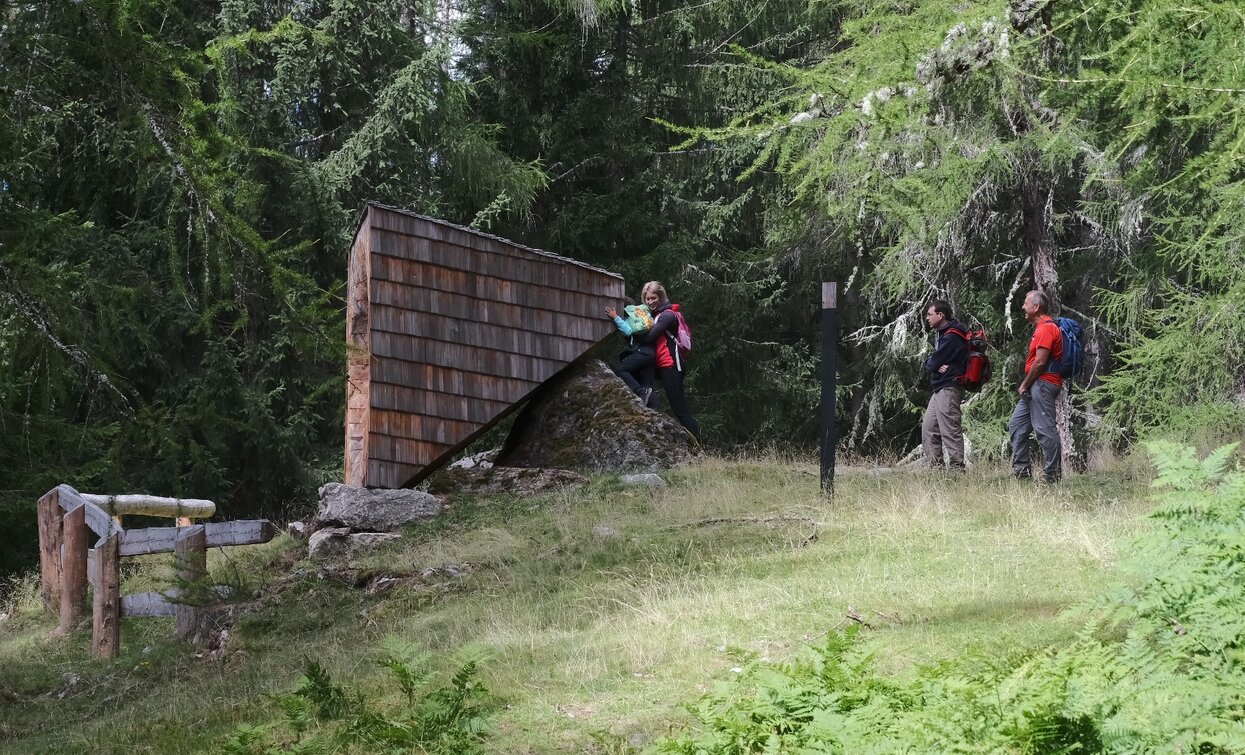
[947,326,992,392]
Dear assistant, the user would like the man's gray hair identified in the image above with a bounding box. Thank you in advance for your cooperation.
[1028,290,1049,313]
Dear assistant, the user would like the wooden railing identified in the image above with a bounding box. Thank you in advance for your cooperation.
[37,485,275,658]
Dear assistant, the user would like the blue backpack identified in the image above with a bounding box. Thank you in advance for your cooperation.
[1048,317,1084,379]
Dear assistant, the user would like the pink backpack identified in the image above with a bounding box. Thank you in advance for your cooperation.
[668,308,692,352]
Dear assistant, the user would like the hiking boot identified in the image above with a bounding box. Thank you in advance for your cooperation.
[639,387,653,407]
[1012,469,1032,481]
[1039,474,1061,484]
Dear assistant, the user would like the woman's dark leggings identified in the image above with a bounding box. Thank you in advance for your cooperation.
[658,367,700,440]
[614,350,655,394]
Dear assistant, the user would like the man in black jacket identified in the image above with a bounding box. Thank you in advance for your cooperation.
[922,300,969,469]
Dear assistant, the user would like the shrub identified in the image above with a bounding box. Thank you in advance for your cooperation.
[223,639,493,754]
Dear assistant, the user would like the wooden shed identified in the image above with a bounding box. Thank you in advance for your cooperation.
[345,203,626,488]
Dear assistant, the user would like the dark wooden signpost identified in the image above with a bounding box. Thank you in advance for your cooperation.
[820,282,839,495]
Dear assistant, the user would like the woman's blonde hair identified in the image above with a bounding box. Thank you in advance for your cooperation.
[641,281,668,304]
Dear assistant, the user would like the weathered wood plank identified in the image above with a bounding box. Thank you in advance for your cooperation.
[174,526,207,640]
[56,485,117,541]
[369,304,597,361]
[370,333,569,384]
[38,489,64,613]
[367,222,623,296]
[121,590,178,617]
[346,221,373,488]
[91,535,120,659]
[369,279,605,341]
[368,431,461,466]
[118,520,277,557]
[369,255,606,317]
[370,359,538,402]
[79,493,216,519]
[369,385,512,425]
[121,586,234,617]
[367,458,421,490]
[59,506,89,633]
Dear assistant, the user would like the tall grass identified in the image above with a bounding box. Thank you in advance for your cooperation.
[0,457,1153,753]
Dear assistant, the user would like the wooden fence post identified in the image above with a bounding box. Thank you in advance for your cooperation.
[59,506,89,634]
[91,535,120,659]
[175,525,207,640]
[37,489,65,613]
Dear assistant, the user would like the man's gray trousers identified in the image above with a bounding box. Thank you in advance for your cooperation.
[922,385,965,467]
[1009,380,1062,481]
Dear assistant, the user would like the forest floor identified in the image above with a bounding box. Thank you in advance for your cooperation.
[0,454,1158,753]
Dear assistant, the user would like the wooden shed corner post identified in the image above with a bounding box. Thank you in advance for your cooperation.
[344,213,372,487]
[37,488,64,614]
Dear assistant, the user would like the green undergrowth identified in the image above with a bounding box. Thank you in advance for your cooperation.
[0,455,1157,753]
[659,442,1245,753]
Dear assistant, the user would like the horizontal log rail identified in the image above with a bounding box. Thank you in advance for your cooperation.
[79,493,216,520]
[36,484,274,659]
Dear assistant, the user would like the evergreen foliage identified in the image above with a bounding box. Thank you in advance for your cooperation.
[4,0,1245,574]
[659,443,1245,753]
[0,0,543,572]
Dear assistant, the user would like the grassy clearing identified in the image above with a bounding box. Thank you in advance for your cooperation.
[0,456,1154,753]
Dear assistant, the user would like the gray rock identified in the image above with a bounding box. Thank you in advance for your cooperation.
[346,532,401,551]
[449,449,498,470]
[592,525,621,539]
[620,473,666,487]
[497,359,699,473]
[420,563,470,579]
[308,527,401,560]
[287,521,308,540]
[316,483,441,532]
[308,526,351,559]
[429,465,587,497]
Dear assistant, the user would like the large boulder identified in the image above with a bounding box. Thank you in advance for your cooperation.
[496,359,699,473]
[316,483,441,532]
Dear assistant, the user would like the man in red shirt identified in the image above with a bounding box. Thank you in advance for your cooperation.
[1008,290,1064,482]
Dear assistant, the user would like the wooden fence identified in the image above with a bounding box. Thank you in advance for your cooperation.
[37,485,275,658]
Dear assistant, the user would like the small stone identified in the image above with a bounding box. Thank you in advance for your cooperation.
[593,525,621,539]
[620,473,665,487]
[346,532,400,552]
[287,521,308,540]
[449,449,499,470]
[307,527,351,559]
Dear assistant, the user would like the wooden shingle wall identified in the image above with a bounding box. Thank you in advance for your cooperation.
[345,204,625,488]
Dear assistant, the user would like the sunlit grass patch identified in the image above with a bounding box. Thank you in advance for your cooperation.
[0,456,1156,753]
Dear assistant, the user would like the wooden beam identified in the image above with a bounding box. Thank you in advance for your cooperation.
[121,591,177,618]
[91,535,120,659]
[118,520,276,557]
[80,493,215,520]
[122,586,232,618]
[59,506,89,634]
[37,489,64,613]
[174,526,207,640]
[56,485,115,541]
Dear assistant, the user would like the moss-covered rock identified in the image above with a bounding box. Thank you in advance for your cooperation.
[497,359,699,473]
